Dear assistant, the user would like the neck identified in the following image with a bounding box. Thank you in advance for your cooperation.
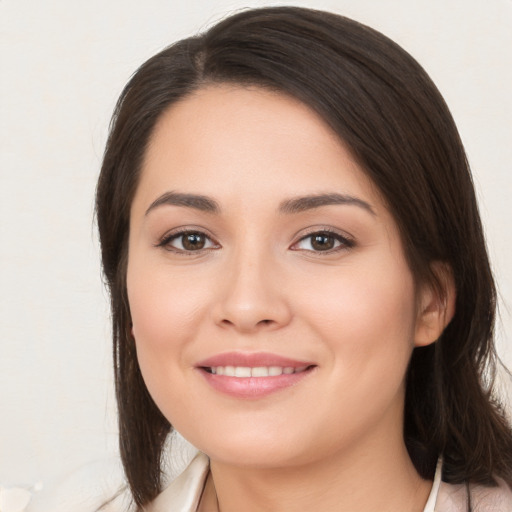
[201,437,432,512]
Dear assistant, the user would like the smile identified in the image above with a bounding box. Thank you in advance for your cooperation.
[205,365,310,377]
[196,352,316,399]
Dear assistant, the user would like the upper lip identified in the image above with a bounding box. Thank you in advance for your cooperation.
[196,351,315,368]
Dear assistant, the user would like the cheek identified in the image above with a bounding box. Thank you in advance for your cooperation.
[126,258,211,406]
[294,267,417,443]
[296,260,417,374]
[127,279,196,434]
[128,260,210,348]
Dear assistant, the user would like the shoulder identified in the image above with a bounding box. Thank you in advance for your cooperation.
[436,478,512,512]
[470,479,512,512]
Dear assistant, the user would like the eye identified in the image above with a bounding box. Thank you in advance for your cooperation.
[291,230,354,253]
[158,230,218,253]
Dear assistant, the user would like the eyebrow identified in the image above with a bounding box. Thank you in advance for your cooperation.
[145,192,221,216]
[279,193,375,215]
[145,191,375,217]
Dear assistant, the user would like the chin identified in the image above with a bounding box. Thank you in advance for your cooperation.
[183,421,322,469]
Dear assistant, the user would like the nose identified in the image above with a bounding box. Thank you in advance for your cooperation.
[212,250,292,334]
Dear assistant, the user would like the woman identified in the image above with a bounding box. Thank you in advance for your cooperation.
[96,6,512,511]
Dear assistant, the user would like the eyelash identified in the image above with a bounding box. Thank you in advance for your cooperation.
[156,228,219,254]
[156,228,355,255]
[291,228,355,254]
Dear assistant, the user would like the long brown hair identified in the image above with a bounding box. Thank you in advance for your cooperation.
[96,6,512,507]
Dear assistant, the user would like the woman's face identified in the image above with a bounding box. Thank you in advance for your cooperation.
[127,85,431,468]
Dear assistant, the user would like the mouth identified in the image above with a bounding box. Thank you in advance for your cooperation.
[202,365,312,377]
[195,352,317,399]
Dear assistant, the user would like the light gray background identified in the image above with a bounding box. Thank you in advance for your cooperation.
[1,0,511,498]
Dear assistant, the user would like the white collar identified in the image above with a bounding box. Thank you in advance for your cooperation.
[149,452,442,512]
[423,458,443,512]
[147,452,209,512]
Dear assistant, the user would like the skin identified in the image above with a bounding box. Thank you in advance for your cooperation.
[127,85,454,511]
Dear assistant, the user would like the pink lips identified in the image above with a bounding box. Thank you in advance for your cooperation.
[196,352,316,399]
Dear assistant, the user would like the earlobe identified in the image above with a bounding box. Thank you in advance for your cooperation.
[414,262,456,347]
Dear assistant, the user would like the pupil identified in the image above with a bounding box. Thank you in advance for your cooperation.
[312,234,334,251]
[183,233,205,250]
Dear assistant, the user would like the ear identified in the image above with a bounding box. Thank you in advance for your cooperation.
[414,262,456,347]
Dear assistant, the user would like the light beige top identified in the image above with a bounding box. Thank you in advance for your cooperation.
[148,453,512,512]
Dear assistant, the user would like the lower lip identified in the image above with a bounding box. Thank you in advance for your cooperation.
[198,367,315,399]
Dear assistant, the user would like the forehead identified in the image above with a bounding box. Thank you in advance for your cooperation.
[135,84,381,213]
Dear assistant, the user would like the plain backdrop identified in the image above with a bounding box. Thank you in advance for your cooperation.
[1,0,511,501]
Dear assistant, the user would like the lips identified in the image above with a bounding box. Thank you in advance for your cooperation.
[195,352,316,399]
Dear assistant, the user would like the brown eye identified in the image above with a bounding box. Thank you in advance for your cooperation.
[292,230,354,253]
[159,230,217,253]
[182,232,206,250]
[311,234,336,251]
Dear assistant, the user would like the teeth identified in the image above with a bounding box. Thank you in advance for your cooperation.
[268,366,283,376]
[234,366,251,377]
[224,366,235,377]
[208,366,308,377]
[252,366,269,377]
